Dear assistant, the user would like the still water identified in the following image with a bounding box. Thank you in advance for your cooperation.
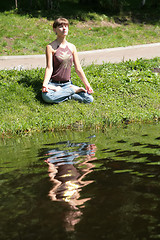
[0,123,160,240]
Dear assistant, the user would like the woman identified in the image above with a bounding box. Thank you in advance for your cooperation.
[42,17,94,104]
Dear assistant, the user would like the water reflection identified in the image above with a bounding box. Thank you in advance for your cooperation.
[1,124,160,240]
[41,141,97,231]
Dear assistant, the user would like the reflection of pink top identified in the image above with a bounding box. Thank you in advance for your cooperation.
[51,45,73,82]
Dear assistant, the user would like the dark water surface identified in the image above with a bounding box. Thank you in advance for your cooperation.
[0,123,160,240]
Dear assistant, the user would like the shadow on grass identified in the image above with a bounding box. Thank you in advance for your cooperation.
[114,8,160,25]
[17,69,45,104]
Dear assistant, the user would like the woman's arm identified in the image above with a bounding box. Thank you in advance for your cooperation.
[42,45,54,92]
[72,45,93,94]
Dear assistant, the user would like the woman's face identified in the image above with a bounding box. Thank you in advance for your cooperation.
[55,23,69,37]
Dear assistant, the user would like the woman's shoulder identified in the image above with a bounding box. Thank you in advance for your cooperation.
[46,41,57,53]
[67,42,76,53]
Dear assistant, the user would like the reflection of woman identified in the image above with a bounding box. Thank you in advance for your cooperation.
[42,17,94,104]
[44,142,97,231]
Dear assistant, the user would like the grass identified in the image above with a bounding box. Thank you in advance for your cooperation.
[0,58,160,137]
[0,5,160,55]
[0,3,160,136]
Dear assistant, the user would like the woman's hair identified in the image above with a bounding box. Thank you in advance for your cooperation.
[53,18,69,29]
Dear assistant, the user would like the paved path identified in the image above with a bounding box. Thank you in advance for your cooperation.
[0,43,160,70]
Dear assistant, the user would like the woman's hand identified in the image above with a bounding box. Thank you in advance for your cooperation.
[42,86,48,92]
[85,85,94,94]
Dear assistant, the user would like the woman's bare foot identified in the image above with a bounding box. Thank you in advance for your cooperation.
[71,85,87,93]
[48,86,62,91]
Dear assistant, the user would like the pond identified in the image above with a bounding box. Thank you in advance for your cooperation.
[0,123,160,240]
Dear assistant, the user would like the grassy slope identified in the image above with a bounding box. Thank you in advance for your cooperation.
[0,58,160,136]
[0,5,160,55]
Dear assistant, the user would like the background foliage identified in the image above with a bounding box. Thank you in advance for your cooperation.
[1,0,160,12]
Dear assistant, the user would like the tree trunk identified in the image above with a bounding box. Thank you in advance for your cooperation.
[15,0,18,8]
[47,0,54,9]
[142,0,146,6]
[112,0,119,11]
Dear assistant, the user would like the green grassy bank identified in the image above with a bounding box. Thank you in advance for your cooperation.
[0,8,160,56]
[0,58,160,137]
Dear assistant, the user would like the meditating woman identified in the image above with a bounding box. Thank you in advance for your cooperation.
[42,17,94,104]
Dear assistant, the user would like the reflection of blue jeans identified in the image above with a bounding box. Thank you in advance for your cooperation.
[42,81,93,104]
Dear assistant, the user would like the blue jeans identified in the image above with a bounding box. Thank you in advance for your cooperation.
[42,81,93,104]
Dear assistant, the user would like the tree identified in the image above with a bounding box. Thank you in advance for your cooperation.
[15,0,18,8]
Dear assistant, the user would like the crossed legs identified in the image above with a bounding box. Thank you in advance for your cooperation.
[42,82,93,104]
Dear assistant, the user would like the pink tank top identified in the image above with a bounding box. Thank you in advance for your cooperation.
[51,45,73,82]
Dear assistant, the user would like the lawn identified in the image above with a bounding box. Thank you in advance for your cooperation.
[0,3,160,137]
[0,6,160,56]
[0,58,160,136]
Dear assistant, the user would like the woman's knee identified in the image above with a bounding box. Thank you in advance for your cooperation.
[84,94,94,103]
[42,92,56,103]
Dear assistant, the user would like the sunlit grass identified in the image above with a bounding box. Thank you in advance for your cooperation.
[0,58,159,136]
[0,10,160,55]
